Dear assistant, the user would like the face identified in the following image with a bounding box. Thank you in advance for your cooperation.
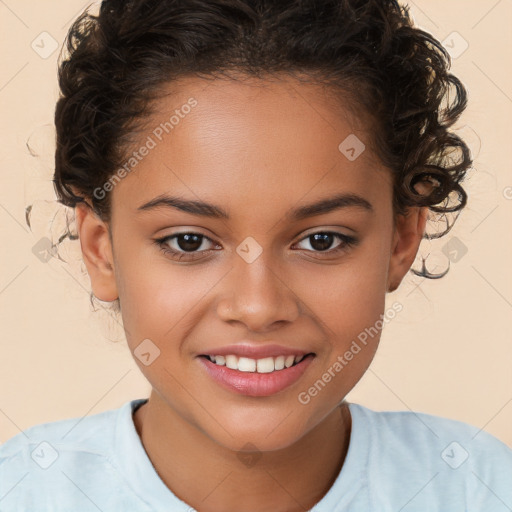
[75,74,426,452]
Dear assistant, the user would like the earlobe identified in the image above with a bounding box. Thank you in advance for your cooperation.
[75,203,118,302]
[386,206,428,293]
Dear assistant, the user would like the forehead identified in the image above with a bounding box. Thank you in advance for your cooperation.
[111,74,391,223]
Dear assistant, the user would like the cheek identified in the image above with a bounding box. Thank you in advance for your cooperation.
[294,249,389,331]
[294,240,390,379]
[115,246,216,352]
[293,260,388,420]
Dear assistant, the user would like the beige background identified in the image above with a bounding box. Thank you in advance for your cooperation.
[1,0,511,449]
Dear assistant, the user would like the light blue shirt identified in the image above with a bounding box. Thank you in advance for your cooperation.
[1,398,511,511]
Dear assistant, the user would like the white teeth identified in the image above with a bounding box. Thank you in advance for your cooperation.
[208,353,308,373]
[284,355,295,368]
[256,357,275,373]
[274,355,285,370]
[238,357,256,372]
[225,355,238,370]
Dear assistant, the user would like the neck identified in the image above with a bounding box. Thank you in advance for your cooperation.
[133,390,352,512]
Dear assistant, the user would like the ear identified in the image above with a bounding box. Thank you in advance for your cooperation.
[74,202,118,302]
[386,205,428,293]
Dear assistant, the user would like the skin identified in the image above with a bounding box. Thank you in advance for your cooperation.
[74,74,428,512]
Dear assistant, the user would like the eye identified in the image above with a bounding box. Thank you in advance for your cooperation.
[293,231,358,256]
[154,232,219,261]
[154,230,358,262]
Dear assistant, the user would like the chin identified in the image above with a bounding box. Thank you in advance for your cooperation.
[201,417,310,455]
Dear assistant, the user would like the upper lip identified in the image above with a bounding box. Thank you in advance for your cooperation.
[199,343,314,359]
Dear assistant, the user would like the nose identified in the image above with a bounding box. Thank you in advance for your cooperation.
[216,252,301,332]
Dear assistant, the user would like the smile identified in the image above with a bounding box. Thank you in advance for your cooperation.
[204,354,307,373]
[198,353,315,397]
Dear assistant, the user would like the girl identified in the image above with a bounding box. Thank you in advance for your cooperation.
[1,0,511,510]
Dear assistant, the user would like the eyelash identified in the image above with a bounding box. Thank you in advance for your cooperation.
[154,231,358,262]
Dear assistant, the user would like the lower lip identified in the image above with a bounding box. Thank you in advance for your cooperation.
[198,355,314,397]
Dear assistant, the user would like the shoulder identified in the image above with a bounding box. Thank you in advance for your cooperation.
[352,403,511,454]
[0,400,146,510]
[349,402,512,464]
[0,402,119,461]
[347,402,512,510]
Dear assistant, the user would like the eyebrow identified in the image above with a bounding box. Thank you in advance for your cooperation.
[137,192,374,220]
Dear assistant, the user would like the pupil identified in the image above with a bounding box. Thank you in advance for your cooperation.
[175,234,335,252]
[311,233,333,251]
[177,234,202,252]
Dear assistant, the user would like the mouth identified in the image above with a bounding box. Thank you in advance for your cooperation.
[197,352,316,397]
[199,353,314,373]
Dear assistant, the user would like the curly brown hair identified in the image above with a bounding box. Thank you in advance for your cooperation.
[52,0,471,298]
